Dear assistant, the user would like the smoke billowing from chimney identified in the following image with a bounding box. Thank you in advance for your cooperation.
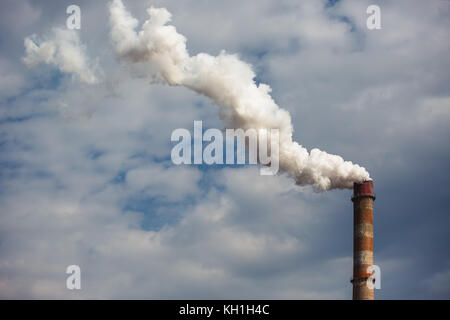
[108,0,370,191]
[22,0,370,191]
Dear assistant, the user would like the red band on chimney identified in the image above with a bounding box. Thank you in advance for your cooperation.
[353,180,374,198]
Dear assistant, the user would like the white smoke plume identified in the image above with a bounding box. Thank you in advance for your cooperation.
[108,0,370,191]
[109,0,370,191]
[23,28,100,84]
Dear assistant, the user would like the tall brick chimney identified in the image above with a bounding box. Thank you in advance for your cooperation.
[351,180,375,300]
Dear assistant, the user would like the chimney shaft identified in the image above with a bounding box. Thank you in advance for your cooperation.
[351,180,375,300]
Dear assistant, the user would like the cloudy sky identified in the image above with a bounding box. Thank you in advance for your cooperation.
[0,0,449,299]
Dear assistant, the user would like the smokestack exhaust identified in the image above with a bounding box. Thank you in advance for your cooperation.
[351,180,375,300]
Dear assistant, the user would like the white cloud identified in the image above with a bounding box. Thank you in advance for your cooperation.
[126,164,202,201]
[0,59,25,99]
[23,28,100,84]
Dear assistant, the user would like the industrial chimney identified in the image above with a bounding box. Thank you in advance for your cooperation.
[351,180,375,300]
